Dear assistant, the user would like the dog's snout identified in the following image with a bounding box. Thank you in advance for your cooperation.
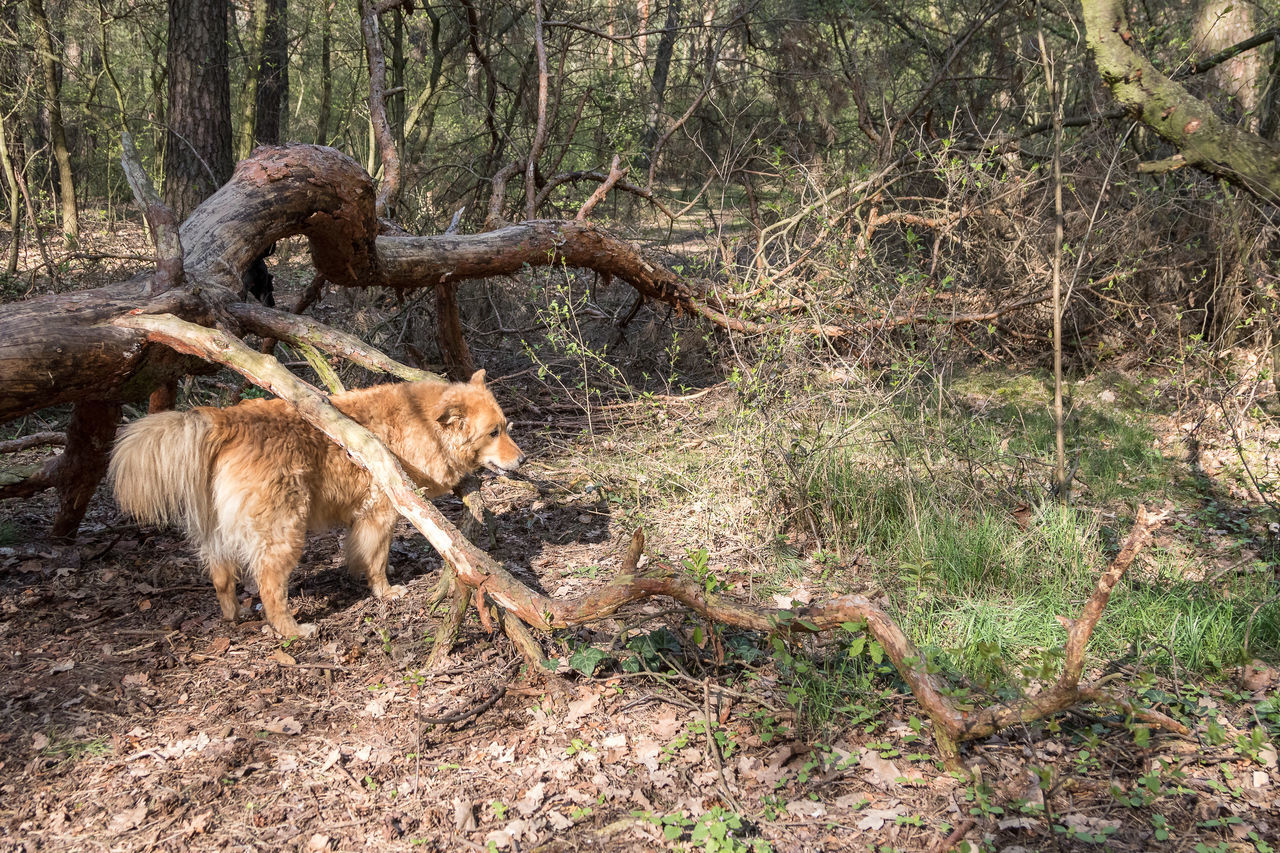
[515,453,527,468]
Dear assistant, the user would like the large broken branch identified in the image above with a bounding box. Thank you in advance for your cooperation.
[1082,0,1280,202]
[109,312,1182,769]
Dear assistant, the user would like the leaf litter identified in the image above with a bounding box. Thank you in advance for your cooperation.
[0,438,1277,851]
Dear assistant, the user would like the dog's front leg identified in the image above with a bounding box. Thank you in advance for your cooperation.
[346,508,406,601]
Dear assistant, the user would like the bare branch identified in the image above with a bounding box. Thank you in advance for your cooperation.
[120,132,182,295]
[575,155,627,220]
[0,431,65,454]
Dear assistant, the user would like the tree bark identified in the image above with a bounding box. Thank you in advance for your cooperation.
[50,401,121,538]
[0,111,20,275]
[1192,0,1261,124]
[164,0,234,219]
[360,0,403,218]
[28,0,79,248]
[1082,0,1280,202]
[638,0,681,170]
[1,0,23,273]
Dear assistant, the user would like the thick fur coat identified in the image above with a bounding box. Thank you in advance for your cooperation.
[108,371,523,637]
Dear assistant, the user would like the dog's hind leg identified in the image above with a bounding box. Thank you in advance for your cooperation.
[208,559,248,622]
[345,507,406,601]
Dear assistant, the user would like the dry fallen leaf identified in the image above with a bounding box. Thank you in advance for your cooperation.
[180,811,211,838]
[271,648,296,666]
[516,781,546,817]
[108,800,148,834]
[651,711,681,740]
[1242,659,1278,692]
[1062,813,1120,834]
[856,804,906,831]
[263,716,302,735]
[859,748,903,788]
[565,690,600,723]
[453,798,476,832]
[785,799,826,818]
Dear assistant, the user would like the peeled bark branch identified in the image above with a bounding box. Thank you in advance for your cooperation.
[106,310,1184,768]
[228,301,441,383]
[0,432,65,453]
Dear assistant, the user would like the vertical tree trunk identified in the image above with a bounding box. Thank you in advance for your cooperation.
[28,0,79,248]
[0,117,20,274]
[51,401,122,539]
[636,0,649,63]
[0,0,22,273]
[317,1,332,145]
[164,0,234,220]
[97,0,130,130]
[237,0,269,159]
[254,0,289,145]
[638,0,681,170]
[435,283,476,379]
[1192,0,1261,124]
[390,8,405,152]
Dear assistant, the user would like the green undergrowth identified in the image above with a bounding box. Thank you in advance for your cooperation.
[768,370,1279,683]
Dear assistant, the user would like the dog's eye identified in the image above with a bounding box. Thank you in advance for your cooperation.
[490,426,501,438]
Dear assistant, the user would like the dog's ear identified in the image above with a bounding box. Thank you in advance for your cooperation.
[469,369,487,387]
[435,402,465,429]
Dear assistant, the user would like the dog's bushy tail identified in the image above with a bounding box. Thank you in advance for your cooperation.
[109,410,214,542]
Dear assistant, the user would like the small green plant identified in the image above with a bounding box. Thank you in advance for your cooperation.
[490,800,508,821]
[1235,727,1271,764]
[683,547,725,594]
[565,738,593,757]
[690,718,737,759]
[636,807,771,853]
[568,642,610,676]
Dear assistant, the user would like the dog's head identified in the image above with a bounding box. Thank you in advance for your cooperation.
[434,370,525,474]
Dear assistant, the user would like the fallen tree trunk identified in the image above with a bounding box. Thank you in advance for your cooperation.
[0,142,1087,537]
[112,311,1186,770]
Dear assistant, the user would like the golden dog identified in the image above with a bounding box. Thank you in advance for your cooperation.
[108,371,524,637]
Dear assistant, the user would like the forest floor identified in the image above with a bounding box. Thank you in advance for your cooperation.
[2,225,1280,851]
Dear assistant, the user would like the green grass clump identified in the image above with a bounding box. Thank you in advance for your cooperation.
[782,443,1278,681]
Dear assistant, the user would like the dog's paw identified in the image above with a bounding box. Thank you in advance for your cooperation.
[378,584,409,601]
[273,621,317,639]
